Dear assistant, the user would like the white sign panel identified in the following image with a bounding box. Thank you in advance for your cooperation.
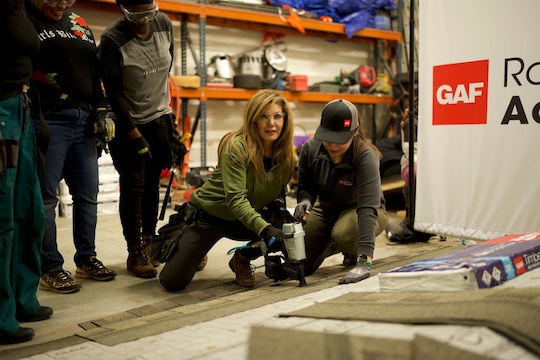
[415,0,540,240]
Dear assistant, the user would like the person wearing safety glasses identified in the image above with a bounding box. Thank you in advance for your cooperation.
[25,0,117,294]
[98,0,183,279]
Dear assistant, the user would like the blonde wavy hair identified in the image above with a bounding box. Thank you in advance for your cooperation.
[218,89,295,183]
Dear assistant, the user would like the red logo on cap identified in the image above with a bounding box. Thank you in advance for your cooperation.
[343,119,351,128]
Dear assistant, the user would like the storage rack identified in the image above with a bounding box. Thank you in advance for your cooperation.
[79,0,402,168]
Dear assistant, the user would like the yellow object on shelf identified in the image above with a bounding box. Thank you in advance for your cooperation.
[173,75,201,89]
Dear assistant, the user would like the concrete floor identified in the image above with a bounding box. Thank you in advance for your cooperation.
[23,197,419,344]
[5,192,536,359]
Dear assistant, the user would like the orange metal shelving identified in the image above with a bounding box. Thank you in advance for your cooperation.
[78,0,401,165]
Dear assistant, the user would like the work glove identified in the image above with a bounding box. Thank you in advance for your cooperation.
[93,111,115,143]
[133,136,152,160]
[338,255,372,284]
[171,132,190,167]
[261,225,284,252]
[293,199,312,223]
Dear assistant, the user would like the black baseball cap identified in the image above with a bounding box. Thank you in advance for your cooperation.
[314,99,359,144]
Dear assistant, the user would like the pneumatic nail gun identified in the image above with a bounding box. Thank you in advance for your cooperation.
[264,222,307,287]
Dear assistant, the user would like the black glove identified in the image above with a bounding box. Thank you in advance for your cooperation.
[261,225,283,251]
[293,199,312,222]
[93,111,115,143]
[92,110,114,155]
[170,132,189,167]
[133,136,152,159]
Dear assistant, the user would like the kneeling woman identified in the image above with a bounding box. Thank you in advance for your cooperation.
[160,90,295,291]
[294,99,388,284]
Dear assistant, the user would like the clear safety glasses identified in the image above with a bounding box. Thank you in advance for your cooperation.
[121,3,159,24]
[258,112,285,123]
[43,0,76,7]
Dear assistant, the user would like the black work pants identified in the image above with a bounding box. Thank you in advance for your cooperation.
[159,212,262,292]
[109,118,171,245]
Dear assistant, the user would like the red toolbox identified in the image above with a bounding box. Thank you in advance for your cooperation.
[287,75,308,91]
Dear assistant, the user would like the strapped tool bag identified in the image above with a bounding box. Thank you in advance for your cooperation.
[147,202,198,264]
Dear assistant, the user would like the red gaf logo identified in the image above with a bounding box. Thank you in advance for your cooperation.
[344,119,351,128]
[433,60,489,125]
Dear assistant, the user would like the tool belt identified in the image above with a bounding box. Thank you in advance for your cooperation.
[147,202,200,264]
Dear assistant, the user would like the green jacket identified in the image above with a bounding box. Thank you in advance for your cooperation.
[190,135,289,236]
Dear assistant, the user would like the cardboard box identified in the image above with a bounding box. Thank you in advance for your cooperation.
[378,233,540,292]
[173,75,201,89]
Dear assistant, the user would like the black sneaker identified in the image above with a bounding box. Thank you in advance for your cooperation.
[76,257,117,281]
[40,270,81,294]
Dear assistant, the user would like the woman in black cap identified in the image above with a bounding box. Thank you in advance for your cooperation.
[98,0,182,278]
[293,99,388,284]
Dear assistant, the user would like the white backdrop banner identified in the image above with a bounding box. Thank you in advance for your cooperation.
[416,0,540,240]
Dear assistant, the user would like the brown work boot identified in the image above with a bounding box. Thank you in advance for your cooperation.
[228,251,255,288]
[142,235,160,267]
[127,242,157,278]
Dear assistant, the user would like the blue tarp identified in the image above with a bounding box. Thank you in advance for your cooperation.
[267,0,395,38]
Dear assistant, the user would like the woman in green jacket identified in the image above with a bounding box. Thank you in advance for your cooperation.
[160,90,295,291]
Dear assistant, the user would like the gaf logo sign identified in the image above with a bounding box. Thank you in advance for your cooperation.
[432,60,489,125]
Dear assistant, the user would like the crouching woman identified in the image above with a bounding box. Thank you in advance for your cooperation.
[159,89,295,291]
[294,99,389,284]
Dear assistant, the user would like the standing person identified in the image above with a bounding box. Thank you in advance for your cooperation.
[26,0,116,294]
[0,0,53,345]
[98,0,177,278]
[385,98,434,242]
[160,90,295,291]
[293,99,388,284]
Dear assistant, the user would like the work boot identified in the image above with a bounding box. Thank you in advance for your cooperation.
[0,327,34,345]
[228,251,255,288]
[342,253,357,267]
[127,242,157,278]
[142,235,160,267]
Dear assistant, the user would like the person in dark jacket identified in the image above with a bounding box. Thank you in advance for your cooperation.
[160,90,296,291]
[98,0,179,278]
[26,0,116,294]
[0,0,53,345]
[294,99,388,284]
